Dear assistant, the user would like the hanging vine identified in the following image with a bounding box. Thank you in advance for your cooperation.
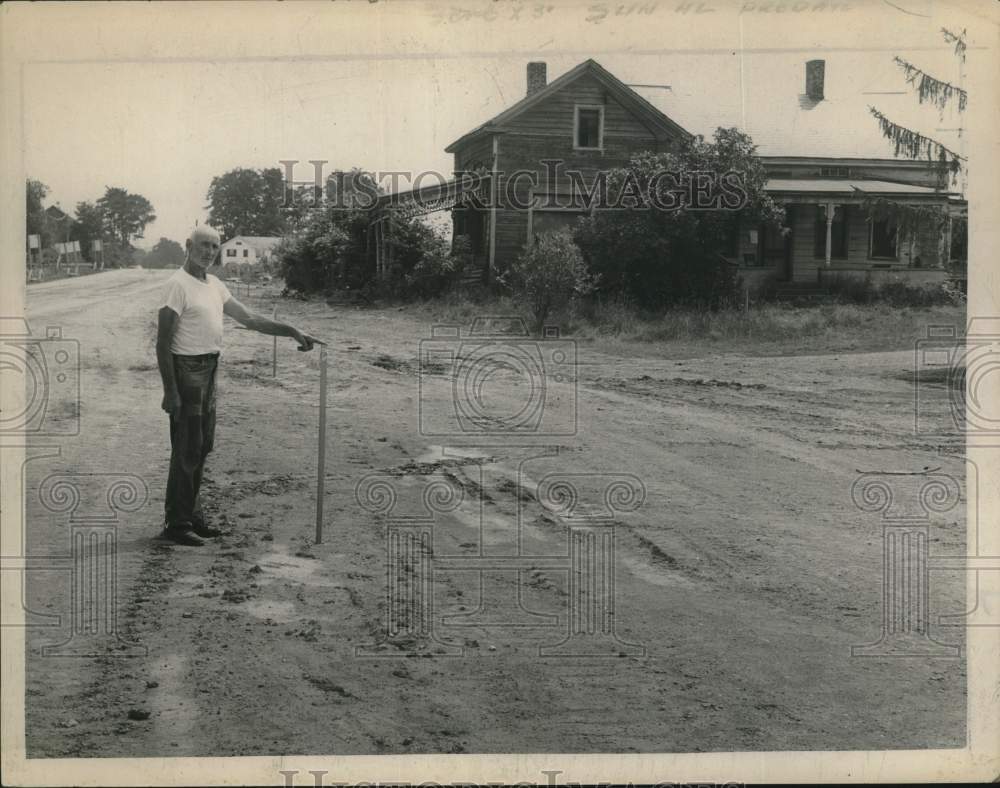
[858,193,950,237]
[941,27,967,63]
[869,107,964,175]
[893,56,967,113]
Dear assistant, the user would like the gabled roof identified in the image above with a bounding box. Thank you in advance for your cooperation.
[445,59,692,153]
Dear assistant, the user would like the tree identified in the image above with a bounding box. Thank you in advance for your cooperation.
[144,237,186,269]
[206,167,288,240]
[573,128,783,309]
[26,179,52,249]
[278,209,358,294]
[500,230,596,333]
[74,201,105,262]
[277,169,380,294]
[96,187,156,250]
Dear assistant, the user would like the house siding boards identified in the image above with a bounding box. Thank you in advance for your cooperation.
[503,73,661,142]
[454,135,494,174]
[491,130,673,265]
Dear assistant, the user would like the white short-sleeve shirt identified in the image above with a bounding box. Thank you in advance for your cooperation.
[161,267,233,355]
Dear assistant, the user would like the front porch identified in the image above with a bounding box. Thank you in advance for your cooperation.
[733,177,962,291]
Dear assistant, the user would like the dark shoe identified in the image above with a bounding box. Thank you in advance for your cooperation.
[162,525,205,546]
[191,521,223,538]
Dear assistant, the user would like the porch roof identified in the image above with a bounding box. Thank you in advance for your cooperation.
[766,178,952,198]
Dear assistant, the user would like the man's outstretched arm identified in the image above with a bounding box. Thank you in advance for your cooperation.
[157,306,181,414]
[223,298,322,351]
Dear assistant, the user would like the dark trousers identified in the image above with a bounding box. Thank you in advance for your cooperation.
[165,353,218,528]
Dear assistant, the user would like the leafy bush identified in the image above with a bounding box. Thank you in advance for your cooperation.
[499,230,596,333]
[573,128,783,310]
[822,274,878,304]
[822,274,961,307]
[278,191,470,300]
[278,206,368,295]
[394,222,462,299]
[878,281,958,307]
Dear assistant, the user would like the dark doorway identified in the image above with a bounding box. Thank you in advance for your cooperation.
[454,207,487,264]
[760,211,794,281]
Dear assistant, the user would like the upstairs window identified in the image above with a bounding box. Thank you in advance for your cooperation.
[226,249,237,257]
[575,106,603,150]
[820,166,851,178]
[243,249,249,258]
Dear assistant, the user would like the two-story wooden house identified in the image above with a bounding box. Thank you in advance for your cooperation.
[446,59,690,279]
[441,57,963,290]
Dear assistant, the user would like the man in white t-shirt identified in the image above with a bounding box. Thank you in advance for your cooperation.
[156,225,321,546]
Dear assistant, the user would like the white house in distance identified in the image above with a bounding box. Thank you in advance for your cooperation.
[220,236,281,265]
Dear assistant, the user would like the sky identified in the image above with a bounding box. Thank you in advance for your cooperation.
[18,0,986,248]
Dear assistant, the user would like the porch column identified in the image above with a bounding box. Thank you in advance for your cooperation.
[824,202,838,268]
[941,214,953,269]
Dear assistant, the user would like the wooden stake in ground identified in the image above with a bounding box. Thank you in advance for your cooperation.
[272,306,278,378]
[315,344,328,544]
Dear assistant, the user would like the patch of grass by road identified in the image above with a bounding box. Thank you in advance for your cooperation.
[398,294,966,358]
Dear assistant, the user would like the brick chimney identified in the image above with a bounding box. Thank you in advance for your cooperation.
[527,62,547,97]
[806,59,825,101]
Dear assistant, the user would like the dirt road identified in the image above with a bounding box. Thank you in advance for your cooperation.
[23,269,966,757]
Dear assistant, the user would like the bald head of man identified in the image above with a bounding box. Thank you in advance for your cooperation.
[184,225,221,278]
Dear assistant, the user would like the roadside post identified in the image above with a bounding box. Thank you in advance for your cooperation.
[315,343,328,544]
[272,306,278,378]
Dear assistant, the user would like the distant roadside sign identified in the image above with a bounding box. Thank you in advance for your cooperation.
[93,240,103,251]
[28,234,40,249]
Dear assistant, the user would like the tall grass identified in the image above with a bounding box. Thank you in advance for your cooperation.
[574,299,965,352]
[820,274,964,307]
[401,292,964,356]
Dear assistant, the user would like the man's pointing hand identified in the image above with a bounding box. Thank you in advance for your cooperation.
[293,330,324,352]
